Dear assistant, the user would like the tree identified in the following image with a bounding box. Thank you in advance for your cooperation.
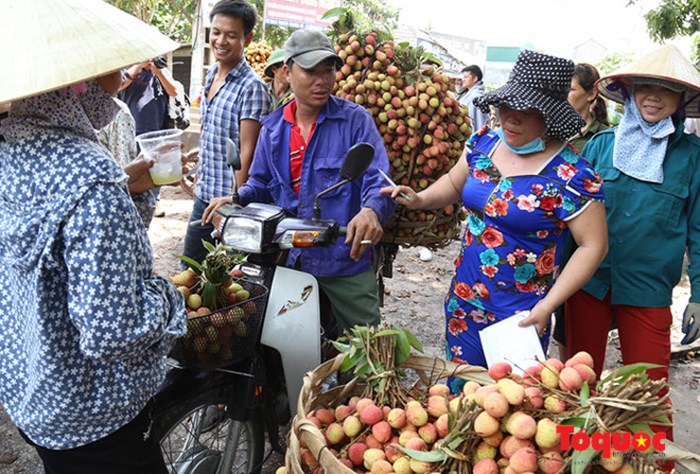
[595,52,633,76]
[107,0,196,44]
[631,0,700,67]
[249,0,294,47]
[249,0,399,48]
[344,0,399,33]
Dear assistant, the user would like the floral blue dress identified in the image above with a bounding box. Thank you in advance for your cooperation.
[445,129,604,371]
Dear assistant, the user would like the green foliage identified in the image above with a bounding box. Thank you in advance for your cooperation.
[331,324,423,396]
[344,0,399,33]
[595,52,633,76]
[637,0,700,42]
[106,0,196,44]
[629,0,700,66]
[325,1,398,40]
[249,0,293,47]
[175,241,247,310]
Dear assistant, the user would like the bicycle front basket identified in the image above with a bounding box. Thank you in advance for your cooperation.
[169,279,268,370]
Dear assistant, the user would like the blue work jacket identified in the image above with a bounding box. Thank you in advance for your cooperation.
[238,96,395,277]
[582,124,700,306]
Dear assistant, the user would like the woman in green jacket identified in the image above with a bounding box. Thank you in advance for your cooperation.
[567,63,610,153]
[565,45,700,472]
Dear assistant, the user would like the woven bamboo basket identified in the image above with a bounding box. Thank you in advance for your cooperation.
[284,354,700,473]
[285,353,492,473]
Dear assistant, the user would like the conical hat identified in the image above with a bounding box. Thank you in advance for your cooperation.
[597,45,700,118]
[0,0,179,103]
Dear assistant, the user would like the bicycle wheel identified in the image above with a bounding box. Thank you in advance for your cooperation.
[154,386,265,474]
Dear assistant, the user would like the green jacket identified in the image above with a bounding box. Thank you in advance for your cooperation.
[569,117,609,153]
[581,124,700,307]
[268,82,292,111]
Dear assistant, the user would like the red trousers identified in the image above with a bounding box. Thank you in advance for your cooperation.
[565,290,674,470]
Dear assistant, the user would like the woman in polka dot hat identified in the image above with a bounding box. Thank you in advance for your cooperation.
[565,45,700,471]
[381,49,608,379]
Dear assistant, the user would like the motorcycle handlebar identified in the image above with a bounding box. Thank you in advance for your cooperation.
[338,226,347,237]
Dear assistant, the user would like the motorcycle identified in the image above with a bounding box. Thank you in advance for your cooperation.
[153,140,375,474]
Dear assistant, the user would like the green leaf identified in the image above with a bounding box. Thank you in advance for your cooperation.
[446,434,464,450]
[201,239,217,253]
[340,351,365,373]
[373,329,399,338]
[355,362,371,378]
[322,6,347,19]
[580,381,590,407]
[421,51,442,66]
[571,445,599,474]
[627,423,654,436]
[402,328,424,352]
[331,341,350,353]
[400,447,448,463]
[175,254,203,272]
[395,330,410,365]
[559,417,588,428]
[655,414,672,425]
[202,281,216,309]
[614,362,665,379]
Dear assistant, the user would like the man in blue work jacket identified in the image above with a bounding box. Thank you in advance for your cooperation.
[202,29,395,332]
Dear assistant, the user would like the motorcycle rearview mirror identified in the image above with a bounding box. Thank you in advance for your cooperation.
[225,138,241,203]
[313,143,375,220]
[340,142,374,181]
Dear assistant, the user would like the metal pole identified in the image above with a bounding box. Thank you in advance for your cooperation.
[261,0,267,41]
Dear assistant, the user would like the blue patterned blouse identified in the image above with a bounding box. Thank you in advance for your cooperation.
[445,129,604,366]
[0,82,186,449]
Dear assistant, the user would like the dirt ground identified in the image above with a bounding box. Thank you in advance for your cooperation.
[1,185,699,473]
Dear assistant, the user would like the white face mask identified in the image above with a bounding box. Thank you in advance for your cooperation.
[495,128,546,154]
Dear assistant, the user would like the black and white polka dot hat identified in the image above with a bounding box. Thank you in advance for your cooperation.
[473,50,585,141]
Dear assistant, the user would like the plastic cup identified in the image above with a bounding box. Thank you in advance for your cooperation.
[135,129,184,186]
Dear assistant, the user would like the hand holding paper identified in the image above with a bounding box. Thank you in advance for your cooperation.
[479,311,545,375]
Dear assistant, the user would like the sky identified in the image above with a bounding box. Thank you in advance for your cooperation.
[394,0,693,61]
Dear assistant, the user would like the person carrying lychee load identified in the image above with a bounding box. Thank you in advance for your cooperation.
[200,29,396,333]
[564,45,700,472]
[381,50,608,383]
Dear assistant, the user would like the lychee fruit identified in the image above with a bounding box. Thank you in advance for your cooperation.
[558,367,583,392]
[483,391,510,418]
[474,411,501,437]
[488,361,513,381]
[497,378,526,405]
[509,446,538,473]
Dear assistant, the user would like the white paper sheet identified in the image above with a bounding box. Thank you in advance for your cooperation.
[478,311,545,375]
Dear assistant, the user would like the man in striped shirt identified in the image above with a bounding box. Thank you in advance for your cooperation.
[183,0,271,264]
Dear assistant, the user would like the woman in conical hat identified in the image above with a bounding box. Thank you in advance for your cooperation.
[382,50,608,379]
[565,45,700,471]
[0,1,186,472]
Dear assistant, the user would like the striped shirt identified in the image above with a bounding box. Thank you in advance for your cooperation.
[196,59,271,202]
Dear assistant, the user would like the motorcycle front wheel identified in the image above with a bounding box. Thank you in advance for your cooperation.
[154,386,265,474]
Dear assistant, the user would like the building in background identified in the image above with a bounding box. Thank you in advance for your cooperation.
[394,25,486,79]
[484,45,529,88]
[572,39,608,64]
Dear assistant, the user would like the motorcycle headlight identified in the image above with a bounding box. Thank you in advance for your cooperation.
[221,217,264,253]
[218,203,286,253]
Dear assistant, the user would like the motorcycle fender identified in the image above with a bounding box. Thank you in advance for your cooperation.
[260,267,321,417]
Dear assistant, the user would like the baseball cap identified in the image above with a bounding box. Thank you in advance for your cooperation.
[283,29,343,70]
